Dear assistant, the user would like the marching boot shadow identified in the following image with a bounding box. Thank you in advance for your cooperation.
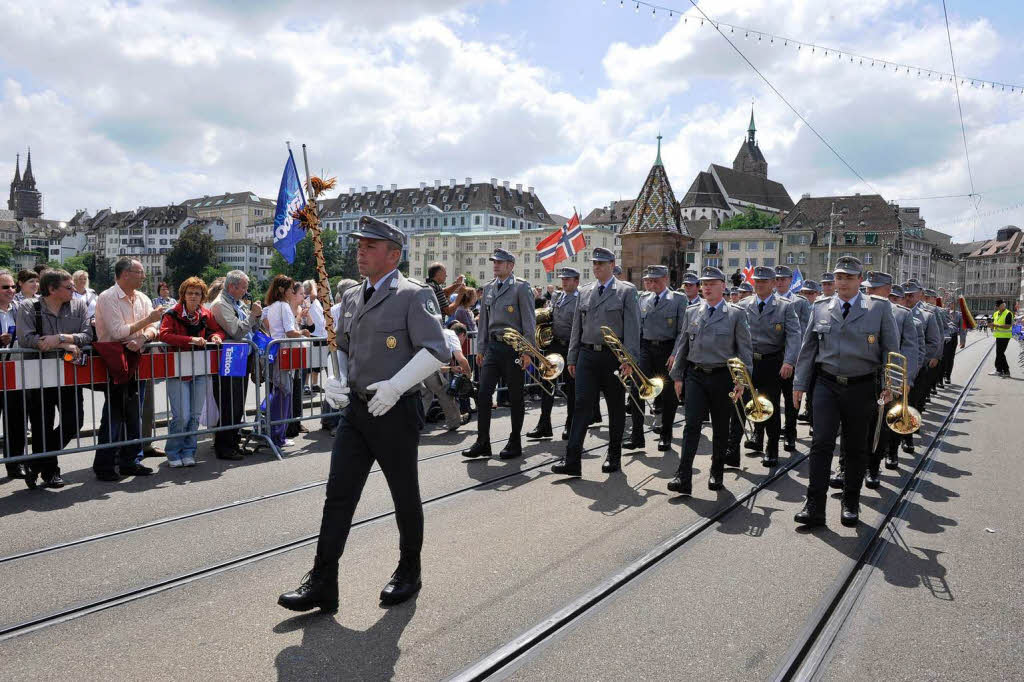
[274,601,417,681]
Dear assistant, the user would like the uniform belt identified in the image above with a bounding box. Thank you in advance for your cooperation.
[641,338,674,346]
[352,390,376,403]
[584,343,605,352]
[690,363,727,374]
[816,367,875,386]
[752,349,783,361]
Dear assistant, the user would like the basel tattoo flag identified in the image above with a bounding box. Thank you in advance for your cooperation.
[537,212,586,273]
[272,150,307,264]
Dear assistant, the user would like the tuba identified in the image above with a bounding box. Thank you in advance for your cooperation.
[535,307,554,348]
[599,326,664,411]
[500,327,565,396]
[726,357,774,441]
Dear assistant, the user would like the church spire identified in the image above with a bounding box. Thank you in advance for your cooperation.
[654,133,663,166]
[22,147,35,186]
[747,105,756,144]
[11,153,20,188]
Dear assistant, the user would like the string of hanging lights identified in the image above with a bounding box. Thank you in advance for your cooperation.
[603,0,1024,94]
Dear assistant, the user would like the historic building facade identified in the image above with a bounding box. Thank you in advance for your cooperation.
[7,150,43,220]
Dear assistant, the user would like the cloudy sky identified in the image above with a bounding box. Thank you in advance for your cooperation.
[1,0,1022,242]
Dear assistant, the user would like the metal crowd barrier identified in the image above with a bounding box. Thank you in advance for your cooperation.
[0,341,272,473]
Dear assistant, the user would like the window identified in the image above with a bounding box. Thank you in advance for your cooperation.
[728,258,740,267]
[786,252,795,265]
[475,216,481,225]
[865,232,878,245]
[764,240,774,250]
[729,241,741,251]
[747,241,759,250]
[763,257,775,267]
[686,252,696,264]
[705,257,721,267]
[798,253,807,264]
[844,232,858,245]
[864,252,874,264]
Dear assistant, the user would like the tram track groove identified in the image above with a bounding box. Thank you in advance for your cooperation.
[445,339,993,681]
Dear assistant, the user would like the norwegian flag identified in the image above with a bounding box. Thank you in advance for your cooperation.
[742,259,755,284]
[537,212,586,273]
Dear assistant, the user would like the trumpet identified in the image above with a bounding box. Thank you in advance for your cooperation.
[726,358,774,442]
[500,327,565,397]
[599,326,664,412]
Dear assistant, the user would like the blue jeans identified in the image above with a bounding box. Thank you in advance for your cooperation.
[165,376,208,461]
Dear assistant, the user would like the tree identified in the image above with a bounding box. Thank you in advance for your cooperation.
[93,255,115,291]
[339,242,358,280]
[165,223,218,289]
[201,263,231,286]
[269,229,343,283]
[717,207,780,231]
[62,252,92,276]
[0,243,13,268]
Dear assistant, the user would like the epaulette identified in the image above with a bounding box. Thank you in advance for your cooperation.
[725,302,742,311]
[405,276,426,286]
[896,303,910,311]
[813,297,830,305]
[869,294,887,301]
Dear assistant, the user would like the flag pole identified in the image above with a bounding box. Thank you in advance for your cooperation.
[299,143,341,377]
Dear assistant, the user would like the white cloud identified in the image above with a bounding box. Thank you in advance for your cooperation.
[0,0,1020,244]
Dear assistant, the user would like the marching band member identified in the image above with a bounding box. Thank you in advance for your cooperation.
[772,265,810,453]
[279,217,451,612]
[681,271,702,306]
[462,248,536,460]
[667,266,752,495]
[737,281,753,301]
[901,281,942,454]
[799,280,821,304]
[820,272,835,299]
[793,257,899,528]
[527,266,579,441]
[552,247,640,477]
[628,265,685,452]
[729,266,800,467]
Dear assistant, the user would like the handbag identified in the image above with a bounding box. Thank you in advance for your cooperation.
[93,341,141,384]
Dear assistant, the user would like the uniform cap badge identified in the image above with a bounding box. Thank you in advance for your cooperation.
[386,336,398,349]
[506,305,514,313]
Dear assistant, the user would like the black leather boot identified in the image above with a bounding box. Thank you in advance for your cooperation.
[380,557,421,605]
[462,440,492,458]
[864,469,881,489]
[526,422,553,439]
[840,502,860,527]
[551,458,581,477]
[667,474,691,495]
[278,557,339,612]
[794,502,826,527]
[761,448,779,467]
[498,437,522,459]
[829,469,845,490]
[601,450,621,473]
[884,452,899,470]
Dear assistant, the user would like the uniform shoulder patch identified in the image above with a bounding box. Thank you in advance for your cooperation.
[405,276,427,287]
[813,297,830,305]
[869,294,887,301]
[896,303,910,311]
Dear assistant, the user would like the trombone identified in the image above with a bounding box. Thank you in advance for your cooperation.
[726,357,774,442]
[599,326,664,412]
[500,328,565,397]
[871,352,921,451]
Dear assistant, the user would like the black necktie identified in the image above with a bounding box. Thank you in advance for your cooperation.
[708,306,715,319]
[599,284,605,296]
[363,284,374,304]
[842,301,851,319]
[758,301,765,314]
[497,280,504,291]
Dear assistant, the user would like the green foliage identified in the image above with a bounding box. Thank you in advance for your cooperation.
[269,229,343,283]
[0,243,14,268]
[45,259,63,270]
[463,274,479,289]
[93,255,115,291]
[717,207,780,231]
[62,252,92,276]
[165,223,219,290]
[339,242,358,280]
[200,263,231,286]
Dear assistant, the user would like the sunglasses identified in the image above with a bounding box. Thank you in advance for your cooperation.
[0,285,14,290]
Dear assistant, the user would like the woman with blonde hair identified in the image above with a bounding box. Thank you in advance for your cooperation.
[263,275,310,447]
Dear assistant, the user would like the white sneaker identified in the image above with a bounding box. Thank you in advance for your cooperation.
[168,459,184,468]
[282,439,295,447]
[182,456,196,467]
[989,370,1002,375]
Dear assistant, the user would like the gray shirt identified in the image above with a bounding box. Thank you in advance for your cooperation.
[793,293,900,391]
[669,299,753,380]
[551,290,578,343]
[639,289,686,343]
[477,275,536,357]
[779,290,811,330]
[738,293,802,366]
[568,277,641,364]
[16,298,93,355]
[931,304,952,341]
[912,302,943,362]
[891,303,920,387]
[337,271,451,393]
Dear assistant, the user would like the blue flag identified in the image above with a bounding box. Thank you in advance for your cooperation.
[218,343,250,377]
[273,150,307,263]
[789,267,804,295]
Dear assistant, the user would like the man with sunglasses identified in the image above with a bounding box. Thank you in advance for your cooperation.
[0,269,27,480]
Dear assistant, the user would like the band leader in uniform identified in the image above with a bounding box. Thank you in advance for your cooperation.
[552,247,640,477]
[667,266,752,495]
[527,266,579,441]
[462,248,535,460]
[627,265,685,452]
[278,216,451,612]
[793,257,899,528]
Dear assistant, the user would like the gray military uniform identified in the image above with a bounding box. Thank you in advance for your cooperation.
[669,300,753,380]
[551,290,578,343]
[338,271,451,395]
[794,294,900,392]
[779,290,811,330]
[912,303,943,362]
[639,289,686,342]
[568,278,641,364]
[738,294,801,366]
[477,276,536,357]
[891,303,920,386]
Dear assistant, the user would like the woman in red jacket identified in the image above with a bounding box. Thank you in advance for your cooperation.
[159,276,224,468]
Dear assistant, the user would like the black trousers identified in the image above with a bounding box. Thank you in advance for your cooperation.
[629,340,678,444]
[780,374,797,440]
[677,366,732,480]
[26,386,83,478]
[729,353,782,454]
[93,380,142,475]
[806,375,877,509]
[316,395,423,566]
[566,347,624,463]
[942,338,956,381]
[476,341,525,441]
[994,337,1010,374]
[213,374,249,455]
[0,391,27,476]
[536,339,574,429]
[287,372,304,438]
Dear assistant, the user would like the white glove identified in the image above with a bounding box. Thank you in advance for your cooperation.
[366,348,444,417]
[324,376,350,409]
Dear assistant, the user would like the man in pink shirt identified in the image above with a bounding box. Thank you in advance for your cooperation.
[92,258,165,481]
